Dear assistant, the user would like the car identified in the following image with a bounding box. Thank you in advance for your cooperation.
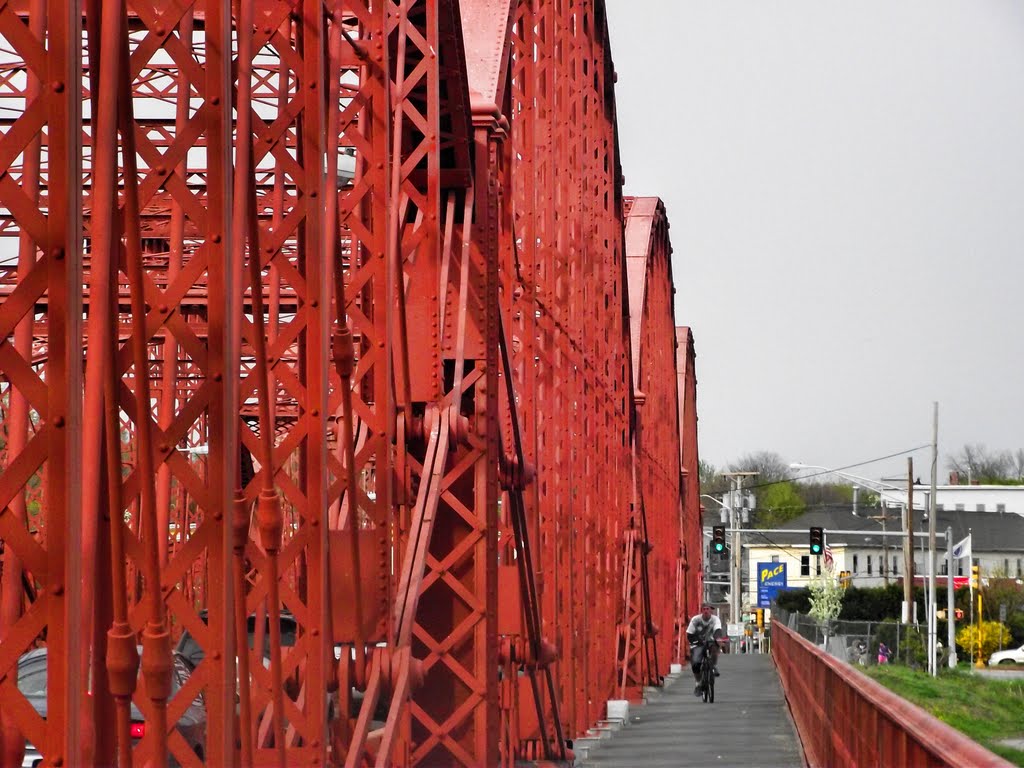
[175,610,298,668]
[15,647,206,767]
[988,645,1024,666]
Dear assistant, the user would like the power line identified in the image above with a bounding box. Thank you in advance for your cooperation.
[719,444,932,492]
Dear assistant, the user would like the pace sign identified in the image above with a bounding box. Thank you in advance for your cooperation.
[757,562,787,608]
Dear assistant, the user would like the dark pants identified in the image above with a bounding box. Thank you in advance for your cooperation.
[690,643,719,678]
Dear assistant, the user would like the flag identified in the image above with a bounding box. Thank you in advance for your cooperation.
[824,544,835,571]
[948,534,971,562]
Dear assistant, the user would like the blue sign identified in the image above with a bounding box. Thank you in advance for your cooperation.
[757,562,787,607]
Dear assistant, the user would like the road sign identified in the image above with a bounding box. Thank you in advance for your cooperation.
[757,562,787,608]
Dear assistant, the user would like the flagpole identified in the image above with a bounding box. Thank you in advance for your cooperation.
[947,526,956,668]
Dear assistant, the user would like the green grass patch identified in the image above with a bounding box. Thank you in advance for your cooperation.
[863,665,1024,766]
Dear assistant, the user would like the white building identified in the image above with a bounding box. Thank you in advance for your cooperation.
[741,506,1024,608]
[877,485,1024,516]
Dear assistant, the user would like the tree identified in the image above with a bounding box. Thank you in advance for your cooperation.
[754,482,806,529]
[947,444,1014,484]
[698,459,729,496]
[727,451,792,485]
[808,574,843,623]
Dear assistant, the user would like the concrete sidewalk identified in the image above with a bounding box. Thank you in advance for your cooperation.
[575,654,805,767]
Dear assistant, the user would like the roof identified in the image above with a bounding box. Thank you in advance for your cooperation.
[744,505,1024,553]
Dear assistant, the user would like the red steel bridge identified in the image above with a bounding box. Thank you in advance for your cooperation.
[0,1,703,765]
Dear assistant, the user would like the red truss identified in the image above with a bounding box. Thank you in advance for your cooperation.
[0,2,701,766]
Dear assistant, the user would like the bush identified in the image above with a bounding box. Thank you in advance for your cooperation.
[956,620,1011,664]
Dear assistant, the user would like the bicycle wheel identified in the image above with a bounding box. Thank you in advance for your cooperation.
[701,661,712,703]
[708,665,715,703]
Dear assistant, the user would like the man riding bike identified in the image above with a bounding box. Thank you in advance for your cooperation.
[686,602,727,697]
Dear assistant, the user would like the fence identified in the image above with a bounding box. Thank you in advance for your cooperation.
[772,606,945,668]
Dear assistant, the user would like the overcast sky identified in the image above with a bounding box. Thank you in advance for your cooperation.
[605,1,1024,483]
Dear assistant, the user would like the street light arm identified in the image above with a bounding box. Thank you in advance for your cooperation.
[788,462,902,493]
[700,494,729,509]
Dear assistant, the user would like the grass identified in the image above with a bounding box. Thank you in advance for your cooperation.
[863,665,1024,765]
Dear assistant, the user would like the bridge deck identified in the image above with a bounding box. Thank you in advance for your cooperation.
[577,653,805,767]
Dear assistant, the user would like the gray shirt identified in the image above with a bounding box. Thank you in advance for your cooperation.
[686,614,723,643]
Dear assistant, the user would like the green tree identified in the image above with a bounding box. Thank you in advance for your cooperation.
[754,481,806,529]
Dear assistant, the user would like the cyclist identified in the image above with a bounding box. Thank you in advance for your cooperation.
[686,602,727,696]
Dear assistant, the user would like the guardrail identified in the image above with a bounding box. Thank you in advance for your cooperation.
[772,621,1013,767]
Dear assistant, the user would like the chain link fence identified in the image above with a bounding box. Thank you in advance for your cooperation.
[772,606,943,669]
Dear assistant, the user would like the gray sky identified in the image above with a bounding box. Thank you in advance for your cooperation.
[605,1,1024,483]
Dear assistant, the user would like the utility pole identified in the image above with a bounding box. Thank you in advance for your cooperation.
[903,458,915,624]
[928,403,939,675]
[722,471,758,626]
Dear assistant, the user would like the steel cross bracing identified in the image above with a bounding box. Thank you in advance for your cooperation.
[0,1,702,766]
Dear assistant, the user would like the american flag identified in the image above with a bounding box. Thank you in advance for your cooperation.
[824,545,835,571]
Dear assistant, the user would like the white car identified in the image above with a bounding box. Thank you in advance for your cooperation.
[988,645,1024,666]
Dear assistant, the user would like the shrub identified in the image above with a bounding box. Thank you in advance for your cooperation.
[956,620,1011,663]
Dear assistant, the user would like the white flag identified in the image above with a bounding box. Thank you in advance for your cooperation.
[948,534,971,562]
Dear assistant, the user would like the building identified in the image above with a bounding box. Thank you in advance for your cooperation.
[741,506,1024,609]
[877,484,1024,516]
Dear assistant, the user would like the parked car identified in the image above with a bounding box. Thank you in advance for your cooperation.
[15,647,206,767]
[988,645,1024,666]
[175,610,298,667]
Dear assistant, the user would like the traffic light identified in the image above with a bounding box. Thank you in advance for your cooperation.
[809,526,824,555]
[756,608,765,630]
[712,526,726,554]
[971,564,980,589]
[955,608,964,620]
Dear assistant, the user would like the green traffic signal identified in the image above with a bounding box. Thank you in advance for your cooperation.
[712,525,726,553]
[809,526,824,555]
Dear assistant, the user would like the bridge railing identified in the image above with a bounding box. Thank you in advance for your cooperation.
[772,620,1012,767]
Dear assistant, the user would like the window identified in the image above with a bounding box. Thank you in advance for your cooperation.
[892,556,898,575]
[771,554,780,563]
[867,555,873,575]
[800,555,810,577]
[957,562,963,576]
[955,504,965,511]
[816,559,822,576]
[998,504,1006,513]
[941,561,948,575]
[936,504,944,512]
[977,504,986,512]
[1006,559,1011,574]
[853,555,859,574]
[1017,559,1022,578]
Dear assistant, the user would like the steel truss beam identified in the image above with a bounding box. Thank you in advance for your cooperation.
[0,2,699,766]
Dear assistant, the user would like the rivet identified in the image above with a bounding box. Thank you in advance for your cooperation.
[309,81,317,90]
[155,26,166,36]
[54,416,66,428]
[53,584,64,596]
[311,628,320,637]
[212,651,222,660]
[214,511,224,521]
[213,372,223,382]
[310,299,319,308]
[52,81,64,93]
[159,444,169,453]
[52,247,65,260]
[263,26,273,34]
[212,234,222,243]
[159,305,169,313]
[310,409,319,417]
[309,190,318,198]
[264,246,274,254]
[210,96,221,106]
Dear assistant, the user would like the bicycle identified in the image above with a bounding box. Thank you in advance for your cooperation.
[693,638,717,703]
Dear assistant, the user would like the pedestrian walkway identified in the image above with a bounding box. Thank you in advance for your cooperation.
[576,654,805,767]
